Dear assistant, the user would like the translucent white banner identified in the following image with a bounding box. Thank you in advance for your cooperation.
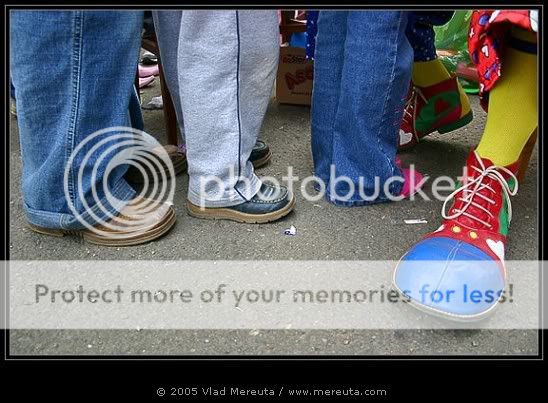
[4,260,543,330]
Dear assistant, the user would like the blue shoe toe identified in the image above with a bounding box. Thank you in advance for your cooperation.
[394,237,505,318]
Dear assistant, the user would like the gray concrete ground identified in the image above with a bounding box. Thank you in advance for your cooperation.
[9,79,539,355]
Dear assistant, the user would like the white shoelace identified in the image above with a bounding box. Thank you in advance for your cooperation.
[402,87,427,143]
[442,151,519,229]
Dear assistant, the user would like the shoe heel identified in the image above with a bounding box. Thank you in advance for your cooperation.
[517,128,538,182]
[28,223,66,237]
[437,110,474,134]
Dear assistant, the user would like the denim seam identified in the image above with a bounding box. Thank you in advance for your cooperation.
[374,11,404,196]
[64,11,84,228]
[328,12,348,179]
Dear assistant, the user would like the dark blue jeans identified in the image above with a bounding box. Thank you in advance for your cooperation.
[311,11,413,206]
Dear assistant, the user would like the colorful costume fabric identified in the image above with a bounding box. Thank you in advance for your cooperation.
[468,9,538,109]
[394,9,538,320]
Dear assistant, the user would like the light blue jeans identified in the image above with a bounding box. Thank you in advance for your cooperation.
[10,11,143,229]
[311,11,413,206]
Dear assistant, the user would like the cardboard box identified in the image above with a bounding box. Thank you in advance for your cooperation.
[275,45,313,106]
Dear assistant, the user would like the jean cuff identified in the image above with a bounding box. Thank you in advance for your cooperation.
[24,178,136,230]
[325,178,404,207]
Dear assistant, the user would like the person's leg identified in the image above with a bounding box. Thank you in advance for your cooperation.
[10,11,142,229]
[305,10,319,61]
[9,78,16,117]
[11,11,175,244]
[326,11,414,205]
[152,10,186,142]
[310,11,348,185]
[410,11,469,103]
[394,11,538,319]
[173,11,267,207]
[154,10,274,172]
[129,85,145,131]
[236,10,280,177]
[399,11,472,149]
[475,27,537,166]
[159,10,292,222]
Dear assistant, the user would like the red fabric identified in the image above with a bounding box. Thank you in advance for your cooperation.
[468,9,536,110]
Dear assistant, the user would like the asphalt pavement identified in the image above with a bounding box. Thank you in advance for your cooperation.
[9,80,539,355]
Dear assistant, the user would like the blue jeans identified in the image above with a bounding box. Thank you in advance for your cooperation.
[129,85,144,131]
[311,11,413,206]
[306,11,453,62]
[10,11,143,229]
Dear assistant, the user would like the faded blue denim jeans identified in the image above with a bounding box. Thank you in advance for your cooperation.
[311,11,413,206]
[10,11,143,229]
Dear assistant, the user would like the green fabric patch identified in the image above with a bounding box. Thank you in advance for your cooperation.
[415,91,460,134]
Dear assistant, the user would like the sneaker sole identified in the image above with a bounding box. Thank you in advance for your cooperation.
[27,207,176,247]
[186,193,295,224]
